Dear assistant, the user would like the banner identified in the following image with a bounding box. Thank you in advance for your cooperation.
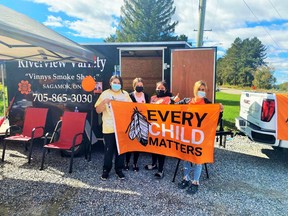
[111,101,220,164]
[276,94,288,140]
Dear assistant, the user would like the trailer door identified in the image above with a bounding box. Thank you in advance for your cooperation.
[119,47,165,97]
[170,47,217,102]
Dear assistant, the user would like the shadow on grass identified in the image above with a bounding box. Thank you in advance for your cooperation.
[222,119,237,131]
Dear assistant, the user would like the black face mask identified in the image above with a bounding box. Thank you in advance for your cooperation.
[156,90,166,97]
[135,86,144,93]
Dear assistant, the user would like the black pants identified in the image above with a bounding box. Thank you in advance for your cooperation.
[151,153,165,172]
[103,133,124,173]
[125,152,140,165]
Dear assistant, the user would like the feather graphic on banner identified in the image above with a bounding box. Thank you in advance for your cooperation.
[125,107,150,146]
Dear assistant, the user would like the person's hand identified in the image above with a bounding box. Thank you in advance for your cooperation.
[219,103,224,112]
[173,93,180,103]
[96,98,112,113]
[103,98,112,104]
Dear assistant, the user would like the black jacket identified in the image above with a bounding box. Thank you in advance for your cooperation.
[176,97,211,104]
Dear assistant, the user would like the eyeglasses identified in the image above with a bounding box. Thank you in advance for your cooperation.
[198,88,205,91]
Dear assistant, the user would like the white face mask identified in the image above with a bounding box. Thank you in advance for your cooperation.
[197,91,206,98]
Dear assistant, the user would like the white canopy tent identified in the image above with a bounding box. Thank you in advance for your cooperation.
[0,5,96,62]
[0,4,99,120]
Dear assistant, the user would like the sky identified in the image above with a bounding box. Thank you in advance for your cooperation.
[1,0,288,84]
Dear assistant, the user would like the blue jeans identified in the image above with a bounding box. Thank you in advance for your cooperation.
[183,161,202,182]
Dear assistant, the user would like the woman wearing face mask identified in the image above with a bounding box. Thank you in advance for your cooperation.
[176,80,223,194]
[95,75,132,180]
[145,80,179,179]
[124,77,149,172]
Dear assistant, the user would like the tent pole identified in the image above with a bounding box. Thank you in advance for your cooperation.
[0,63,6,116]
[88,92,94,161]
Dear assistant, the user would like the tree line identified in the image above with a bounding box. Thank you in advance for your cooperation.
[105,0,286,90]
[105,0,187,42]
[216,37,278,89]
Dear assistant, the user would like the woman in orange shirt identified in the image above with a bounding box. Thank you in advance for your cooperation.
[145,80,178,179]
[177,80,223,194]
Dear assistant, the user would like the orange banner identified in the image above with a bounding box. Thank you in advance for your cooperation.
[276,93,288,140]
[111,101,220,164]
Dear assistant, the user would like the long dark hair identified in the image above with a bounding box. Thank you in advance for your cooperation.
[155,80,172,97]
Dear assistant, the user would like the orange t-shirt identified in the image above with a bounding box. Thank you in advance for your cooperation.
[189,97,206,105]
[150,95,171,104]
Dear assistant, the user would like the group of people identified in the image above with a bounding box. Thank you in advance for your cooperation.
[95,75,223,195]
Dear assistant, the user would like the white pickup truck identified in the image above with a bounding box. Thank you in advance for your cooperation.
[235,91,288,148]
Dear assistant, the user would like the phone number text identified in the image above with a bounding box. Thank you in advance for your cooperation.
[33,93,92,103]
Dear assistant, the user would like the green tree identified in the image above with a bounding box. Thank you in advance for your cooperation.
[278,82,288,91]
[216,38,244,85]
[217,37,267,86]
[105,0,180,42]
[252,65,276,89]
[216,57,224,85]
[105,34,117,42]
[175,34,188,41]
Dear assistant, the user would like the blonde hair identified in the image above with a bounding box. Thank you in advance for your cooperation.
[132,77,144,89]
[194,80,207,97]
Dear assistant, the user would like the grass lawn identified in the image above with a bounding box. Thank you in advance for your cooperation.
[0,84,8,116]
[0,98,6,116]
[215,92,241,131]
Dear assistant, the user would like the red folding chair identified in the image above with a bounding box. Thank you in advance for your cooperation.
[40,111,87,173]
[2,107,48,164]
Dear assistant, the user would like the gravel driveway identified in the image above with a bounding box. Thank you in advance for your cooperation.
[1,135,288,216]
